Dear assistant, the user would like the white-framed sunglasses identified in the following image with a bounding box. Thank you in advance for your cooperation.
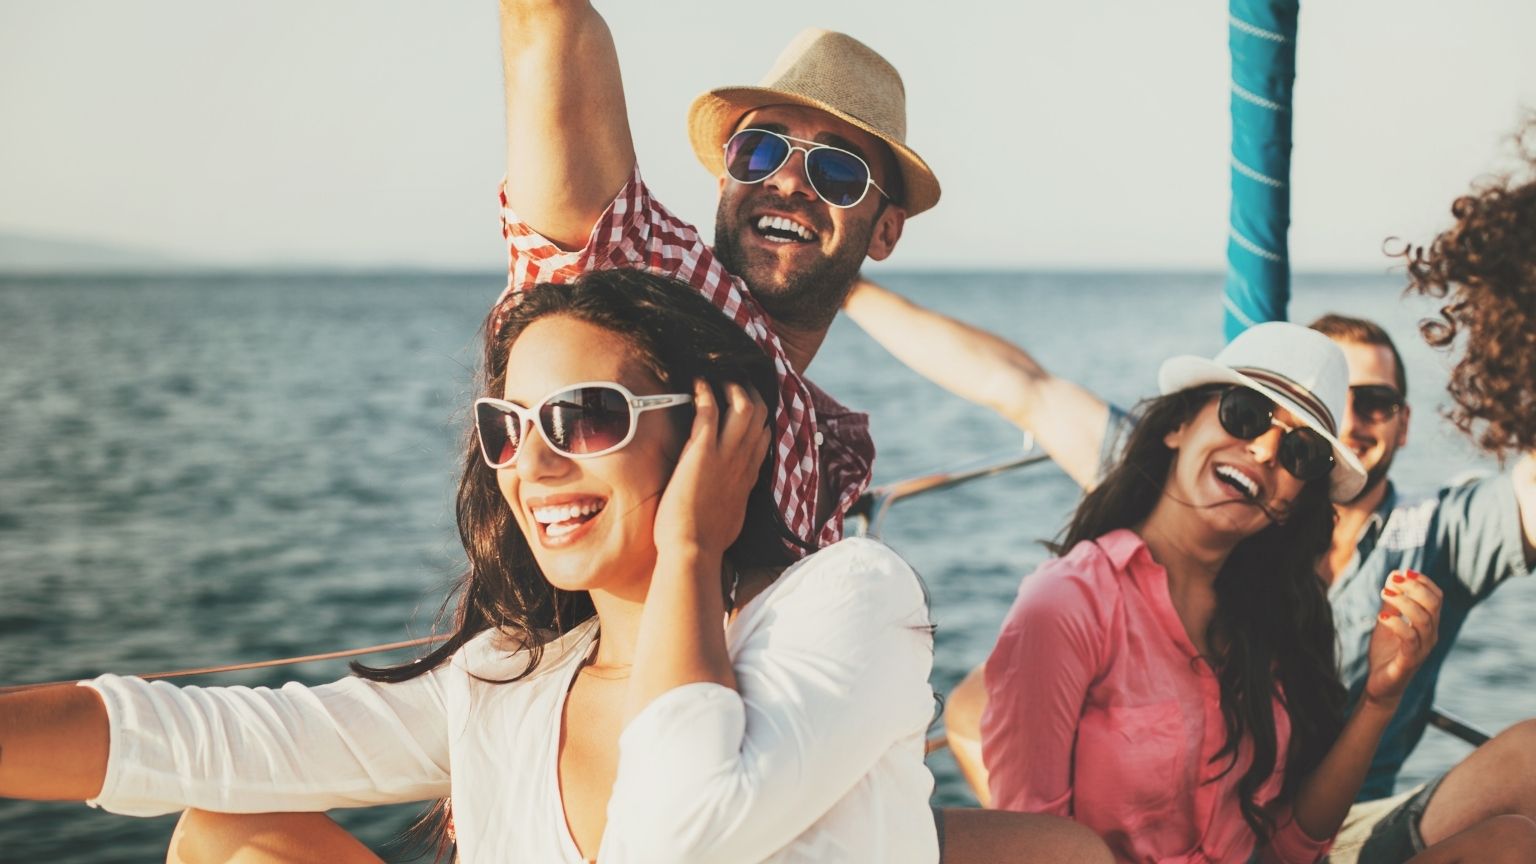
[723,128,891,209]
[473,381,693,468]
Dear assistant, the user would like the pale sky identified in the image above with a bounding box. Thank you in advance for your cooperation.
[2,1,1533,271]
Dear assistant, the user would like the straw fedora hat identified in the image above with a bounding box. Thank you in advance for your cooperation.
[1158,322,1368,502]
[687,28,941,216]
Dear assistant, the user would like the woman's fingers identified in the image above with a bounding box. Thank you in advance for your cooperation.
[720,381,770,457]
[1382,570,1442,650]
[1391,569,1444,606]
[688,378,718,444]
[1376,611,1422,654]
[730,382,770,462]
[1380,590,1433,634]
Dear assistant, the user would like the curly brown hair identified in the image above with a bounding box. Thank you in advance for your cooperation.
[1399,116,1536,459]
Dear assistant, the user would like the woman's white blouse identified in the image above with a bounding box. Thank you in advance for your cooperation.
[83,537,939,863]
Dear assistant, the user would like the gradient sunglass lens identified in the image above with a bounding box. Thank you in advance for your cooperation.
[725,130,790,184]
[805,148,872,207]
[474,401,523,467]
[540,386,632,456]
[1278,429,1334,481]
[1350,385,1404,422]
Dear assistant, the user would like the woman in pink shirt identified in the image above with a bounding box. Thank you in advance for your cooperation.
[980,323,1522,863]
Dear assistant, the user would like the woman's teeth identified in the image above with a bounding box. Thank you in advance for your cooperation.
[1214,465,1260,500]
[532,500,605,537]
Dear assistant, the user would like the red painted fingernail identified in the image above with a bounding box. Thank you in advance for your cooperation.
[1407,571,1421,580]
[1391,573,1406,583]
[1380,611,1393,621]
[1383,588,1398,597]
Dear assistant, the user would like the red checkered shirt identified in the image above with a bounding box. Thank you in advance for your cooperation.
[494,167,873,554]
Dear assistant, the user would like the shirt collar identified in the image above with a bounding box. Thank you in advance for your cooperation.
[1097,527,1152,571]
[1097,529,1207,662]
[1357,480,1398,549]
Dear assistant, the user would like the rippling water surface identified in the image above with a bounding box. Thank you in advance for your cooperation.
[3,271,1532,861]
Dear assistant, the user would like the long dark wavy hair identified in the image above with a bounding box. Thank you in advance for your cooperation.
[1056,385,1346,843]
[356,269,801,687]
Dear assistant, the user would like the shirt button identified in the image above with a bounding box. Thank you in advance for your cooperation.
[814,432,825,446]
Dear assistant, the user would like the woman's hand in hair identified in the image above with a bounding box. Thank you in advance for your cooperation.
[1363,570,1444,709]
[653,379,772,561]
[625,380,769,723]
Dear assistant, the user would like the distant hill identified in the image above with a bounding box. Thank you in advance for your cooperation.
[0,232,195,274]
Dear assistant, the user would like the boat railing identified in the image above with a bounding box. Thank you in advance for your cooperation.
[0,443,1493,753]
[851,445,1493,752]
[846,434,1052,540]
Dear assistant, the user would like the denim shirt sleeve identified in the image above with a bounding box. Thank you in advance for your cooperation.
[1430,473,1531,600]
[1096,403,1138,485]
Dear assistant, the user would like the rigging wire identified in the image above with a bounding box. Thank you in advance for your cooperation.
[0,635,447,695]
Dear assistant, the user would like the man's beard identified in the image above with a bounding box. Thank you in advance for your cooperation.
[1347,443,1397,504]
[713,198,873,332]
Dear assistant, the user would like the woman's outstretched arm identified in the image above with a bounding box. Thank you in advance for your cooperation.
[6,668,453,816]
[1269,571,1444,862]
[0,684,108,800]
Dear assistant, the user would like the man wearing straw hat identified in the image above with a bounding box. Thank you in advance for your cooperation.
[494,3,939,550]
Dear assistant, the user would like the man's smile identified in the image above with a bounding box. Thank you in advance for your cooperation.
[753,213,819,243]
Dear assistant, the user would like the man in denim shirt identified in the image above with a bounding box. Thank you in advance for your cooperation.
[844,279,1536,863]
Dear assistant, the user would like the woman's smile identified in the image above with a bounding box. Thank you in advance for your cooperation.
[1211,461,1263,502]
[527,494,609,546]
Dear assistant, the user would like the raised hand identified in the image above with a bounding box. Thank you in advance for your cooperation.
[652,379,771,561]
[1363,569,1443,708]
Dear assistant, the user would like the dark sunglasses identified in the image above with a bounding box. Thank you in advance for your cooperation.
[723,128,890,209]
[473,381,692,468]
[1216,387,1336,482]
[1350,384,1405,423]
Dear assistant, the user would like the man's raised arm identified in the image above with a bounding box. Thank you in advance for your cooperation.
[500,0,635,248]
[843,277,1110,490]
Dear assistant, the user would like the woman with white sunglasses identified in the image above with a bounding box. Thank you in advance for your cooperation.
[0,270,944,863]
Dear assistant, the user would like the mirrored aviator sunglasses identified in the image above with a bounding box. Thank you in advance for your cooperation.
[723,128,889,209]
[1216,387,1336,482]
[473,382,693,468]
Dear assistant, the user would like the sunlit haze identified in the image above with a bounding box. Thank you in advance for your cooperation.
[2,1,1533,271]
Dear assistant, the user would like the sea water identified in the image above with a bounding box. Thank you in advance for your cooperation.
[2,271,1533,862]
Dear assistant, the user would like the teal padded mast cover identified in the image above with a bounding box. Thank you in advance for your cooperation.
[1224,0,1299,341]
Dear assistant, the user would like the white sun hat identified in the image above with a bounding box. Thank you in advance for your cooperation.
[1158,321,1367,502]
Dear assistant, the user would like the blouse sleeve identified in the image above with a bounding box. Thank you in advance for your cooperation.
[1257,807,1332,864]
[600,538,936,863]
[981,556,1108,815]
[81,665,453,817]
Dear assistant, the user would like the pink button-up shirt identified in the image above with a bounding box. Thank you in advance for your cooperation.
[981,529,1330,864]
